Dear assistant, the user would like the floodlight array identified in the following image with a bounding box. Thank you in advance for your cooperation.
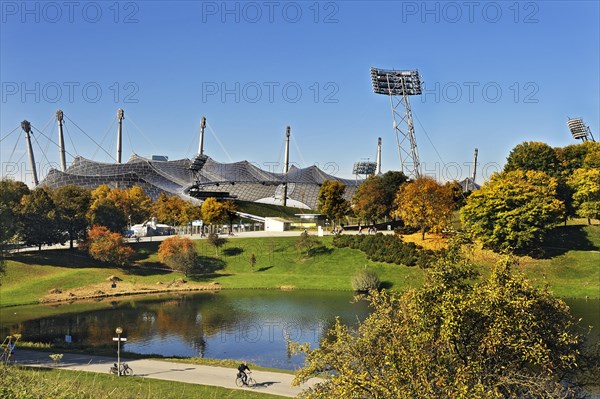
[353,161,377,175]
[567,118,590,140]
[370,67,422,96]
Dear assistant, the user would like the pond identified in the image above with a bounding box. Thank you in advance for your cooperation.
[0,291,598,371]
[0,290,370,370]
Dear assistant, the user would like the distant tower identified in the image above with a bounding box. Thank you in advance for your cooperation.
[116,108,124,163]
[376,137,382,175]
[282,126,291,207]
[21,120,38,186]
[56,109,66,172]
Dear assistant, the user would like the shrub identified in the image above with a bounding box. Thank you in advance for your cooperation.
[333,233,432,266]
[158,236,199,276]
[352,268,380,292]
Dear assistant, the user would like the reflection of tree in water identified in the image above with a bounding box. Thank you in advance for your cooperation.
[7,291,371,364]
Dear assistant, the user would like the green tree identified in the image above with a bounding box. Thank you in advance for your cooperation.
[295,230,321,257]
[221,200,239,233]
[556,141,600,174]
[0,179,28,278]
[504,141,561,176]
[292,249,594,399]
[568,168,600,224]
[54,185,91,249]
[158,236,199,276]
[87,198,127,232]
[379,171,408,215]
[351,176,387,225]
[19,187,63,250]
[0,179,29,248]
[391,177,454,240]
[317,180,350,228]
[206,232,227,257]
[461,170,564,253]
[82,225,134,266]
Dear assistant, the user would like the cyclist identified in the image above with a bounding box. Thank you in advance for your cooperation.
[237,362,251,384]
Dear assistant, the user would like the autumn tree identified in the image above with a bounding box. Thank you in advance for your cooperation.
[461,170,564,253]
[391,177,453,240]
[351,176,387,225]
[158,236,199,276]
[153,192,197,226]
[19,186,63,250]
[292,248,594,399]
[82,225,134,266]
[54,185,91,249]
[317,180,350,228]
[568,168,600,224]
[504,141,561,176]
[108,186,152,224]
[201,197,227,233]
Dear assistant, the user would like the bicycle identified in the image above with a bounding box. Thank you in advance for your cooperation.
[109,362,133,376]
[235,371,256,387]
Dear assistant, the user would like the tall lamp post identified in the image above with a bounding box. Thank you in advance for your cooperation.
[113,327,126,376]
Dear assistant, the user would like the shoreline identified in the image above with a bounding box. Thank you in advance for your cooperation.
[3,283,598,309]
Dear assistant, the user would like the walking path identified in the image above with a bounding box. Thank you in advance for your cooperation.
[14,350,319,398]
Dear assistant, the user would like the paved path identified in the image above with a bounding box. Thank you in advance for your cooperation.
[14,350,319,398]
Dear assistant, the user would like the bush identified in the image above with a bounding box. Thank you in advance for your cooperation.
[352,268,380,292]
[333,233,432,267]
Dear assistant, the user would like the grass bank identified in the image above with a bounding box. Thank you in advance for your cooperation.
[0,365,285,399]
[1,223,598,308]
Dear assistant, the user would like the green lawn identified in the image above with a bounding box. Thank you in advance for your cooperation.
[1,224,598,308]
[0,366,285,399]
[193,236,423,291]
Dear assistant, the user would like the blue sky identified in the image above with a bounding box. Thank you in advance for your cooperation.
[1,0,599,186]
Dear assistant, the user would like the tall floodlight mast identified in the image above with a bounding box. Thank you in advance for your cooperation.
[56,109,66,172]
[21,120,38,186]
[370,67,423,178]
[376,137,382,175]
[567,118,595,142]
[116,108,124,163]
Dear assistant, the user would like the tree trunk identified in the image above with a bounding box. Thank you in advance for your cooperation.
[421,228,426,241]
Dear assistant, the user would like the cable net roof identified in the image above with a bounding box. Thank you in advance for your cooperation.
[41,155,359,209]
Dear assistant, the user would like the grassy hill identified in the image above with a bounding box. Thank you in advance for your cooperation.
[1,224,598,307]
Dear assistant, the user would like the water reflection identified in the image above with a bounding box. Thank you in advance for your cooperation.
[1,293,597,370]
[1,290,370,370]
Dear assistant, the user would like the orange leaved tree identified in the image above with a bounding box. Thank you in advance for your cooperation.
[158,236,199,276]
[83,225,134,267]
